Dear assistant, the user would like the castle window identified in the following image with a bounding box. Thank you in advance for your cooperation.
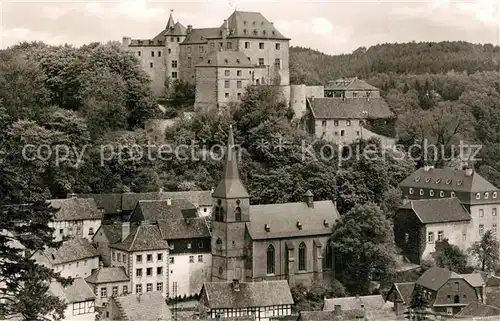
[493,223,497,234]
[227,42,232,49]
[158,51,162,57]
[253,29,258,35]
[237,70,242,76]
[352,92,358,98]
[237,81,242,89]
[438,231,444,242]
[258,58,264,66]
[225,80,230,88]
[480,209,484,217]
[274,58,281,69]
[168,48,171,54]
[172,60,178,68]
[428,232,434,243]
[340,130,345,136]
[440,191,444,197]
[137,51,141,56]
[245,42,250,49]
[150,62,153,68]
[170,37,174,42]
[252,21,256,25]
[322,120,327,127]
[266,245,275,274]
[225,93,229,98]
[325,243,333,269]
[275,43,280,50]
[151,51,155,57]
[479,224,484,235]
[177,37,180,42]
[187,57,192,67]
[298,242,306,271]
[334,120,339,126]
[476,192,481,200]
[237,93,241,99]
[199,46,204,53]
[224,58,229,64]
[243,29,248,35]
[225,70,230,76]
[346,120,351,126]
[420,189,424,196]
[171,72,177,79]
[235,207,242,221]
[263,30,267,36]
[493,208,497,216]
[409,188,414,195]
[259,42,264,49]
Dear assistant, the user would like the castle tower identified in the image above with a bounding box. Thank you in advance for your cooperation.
[166,10,175,30]
[211,125,250,282]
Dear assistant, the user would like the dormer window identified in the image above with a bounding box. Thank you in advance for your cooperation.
[296,221,302,230]
[425,177,431,183]
[323,219,329,227]
[265,224,270,232]
[457,180,463,186]
[409,188,414,195]
[415,177,421,182]
[451,192,456,197]
[440,191,444,197]
[224,58,228,64]
[446,179,452,185]
[236,59,240,64]
[420,189,424,196]
[263,30,267,35]
[476,192,481,200]
[243,29,247,35]
[253,29,258,35]
[494,192,498,199]
[436,178,441,184]
[429,190,434,196]
[485,192,489,199]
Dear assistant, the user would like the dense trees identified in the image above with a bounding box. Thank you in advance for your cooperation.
[469,230,500,272]
[434,241,468,273]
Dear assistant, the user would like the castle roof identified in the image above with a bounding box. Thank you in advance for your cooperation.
[399,167,498,193]
[308,97,393,120]
[157,217,211,240]
[224,11,289,40]
[166,10,175,30]
[197,50,253,68]
[247,200,339,240]
[400,198,471,224]
[212,125,249,199]
[326,77,379,91]
[182,27,221,44]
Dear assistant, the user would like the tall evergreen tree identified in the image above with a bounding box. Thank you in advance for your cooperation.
[405,285,431,321]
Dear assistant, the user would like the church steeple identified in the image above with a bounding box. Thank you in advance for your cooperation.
[166,10,175,30]
[212,125,249,199]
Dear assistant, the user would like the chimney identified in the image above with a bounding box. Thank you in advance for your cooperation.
[122,221,130,241]
[303,190,314,208]
[232,279,240,292]
[167,198,172,206]
[334,305,342,316]
[465,167,474,177]
[99,261,104,269]
[187,25,193,34]
[122,36,131,47]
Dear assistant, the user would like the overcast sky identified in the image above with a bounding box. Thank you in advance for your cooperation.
[0,0,499,55]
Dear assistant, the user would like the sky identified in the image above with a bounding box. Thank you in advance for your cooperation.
[0,0,499,55]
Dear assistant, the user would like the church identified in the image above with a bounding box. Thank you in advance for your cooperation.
[210,125,340,287]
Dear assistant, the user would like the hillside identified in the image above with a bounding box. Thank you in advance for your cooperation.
[290,41,500,85]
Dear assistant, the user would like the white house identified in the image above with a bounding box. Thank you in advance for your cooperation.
[49,195,103,242]
[85,265,130,307]
[48,277,97,321]
[32,237,100,278]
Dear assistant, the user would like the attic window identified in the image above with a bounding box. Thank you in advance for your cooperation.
[261,21,264,25]
[436,178,441,183]
[224,58,228,63]
[323,219,329,227]
[207,59,211,64]
[236,59,240,64]
[476,192,481,200]
[252,21,256,25]
[265,224,270,232]
[446,179,452,185]
[253,29,258,35]
[296,221,302,230]
[485,192,489,199]
[425,177,431,183]
[243,29,247,35]
[457,180,463,186]
[494,192,498,199]
[415,177,421,182]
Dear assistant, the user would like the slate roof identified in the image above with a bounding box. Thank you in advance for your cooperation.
[247,200,339,240]
[36,238,98,265]
[197,51,253,68]
[109,223,169,252]
[462,273,485,287]
[473,270,492,283]
[131,199,185,222]
[399,167,498,193]
[182,27,220,44]
[49,197,102,221]
[400,198,471,224]
[158,217,210,240]
[298,310,364,321]
[96,223,138,244]
[112,292,172,321]
[416,267,462,291]
[455,302,500,318]
[225,11,289,40]
[389,282,415,304]
[49,278,95,303]
[76,193,122,214]
[308,97,393,120]
[323,295,385,312]
[85,267,130,284]
[200,280,293,309]
[325,78,379,91]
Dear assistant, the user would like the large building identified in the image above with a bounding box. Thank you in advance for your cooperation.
[210,125,340,286]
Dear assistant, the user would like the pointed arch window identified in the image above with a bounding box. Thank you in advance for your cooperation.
[235,207,242,221]
[298,242,306,271]
[325,243,333,269]
[215,199,223,222]
[266,244,275,274]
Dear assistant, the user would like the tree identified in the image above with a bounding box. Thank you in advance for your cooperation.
[290,279,347,312]
[469,230,500,271]
[434,240,468,273]
[405,285,431,321]
[167,79,196,112]
[330,203,397,294]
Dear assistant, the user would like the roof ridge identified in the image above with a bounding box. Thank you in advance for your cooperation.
[128,224,141,251]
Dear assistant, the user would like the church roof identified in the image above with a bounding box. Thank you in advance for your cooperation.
[224,11,289,40]
[212,125,249,199]
[246,200,339,240]
[197,50,253,68]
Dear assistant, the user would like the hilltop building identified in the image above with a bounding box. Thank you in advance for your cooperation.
[209,125,340,286]
[395,166,500,264]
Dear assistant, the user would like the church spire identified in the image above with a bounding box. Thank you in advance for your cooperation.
[166,10,175,30]
[212,125,249,199]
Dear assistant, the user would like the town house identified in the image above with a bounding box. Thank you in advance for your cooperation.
[48,278,97,321]
[102,292,172,321]
[85,265,130,307]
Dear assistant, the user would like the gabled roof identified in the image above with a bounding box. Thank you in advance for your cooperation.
[96,223,138,244]
[246,200,339,240]
[323,295,385,312]
[298,310,364,321]
[400,198,471,224]
[76,193,122,214]
[122,192,203,212]
[455,302,500,318]
[197,50,253,68]
[462,273,485,287]
[112,292,171,321]
[388,282,415,305]
[49,197,102,221]
[473,269,492,283]
[200,280,293,309]
[130,199,187,222]
[85,267,130,284]
[35,238,98,265]
[416,267,462,291]
[166,22,187,36]
[49,278,95,303]
[157,217,210,240]
[182,27,220,44]
[225,11,289,40]
[399,167,498,193]
[308,97,393,120]
[212,125,249,199]
[109,223,169,252]
[325,77,379,91]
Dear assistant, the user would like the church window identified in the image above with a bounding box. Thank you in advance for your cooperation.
[235,207,242,221]
[298,242,306,271]
[266,245,275,274]
[325,243,333,269]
